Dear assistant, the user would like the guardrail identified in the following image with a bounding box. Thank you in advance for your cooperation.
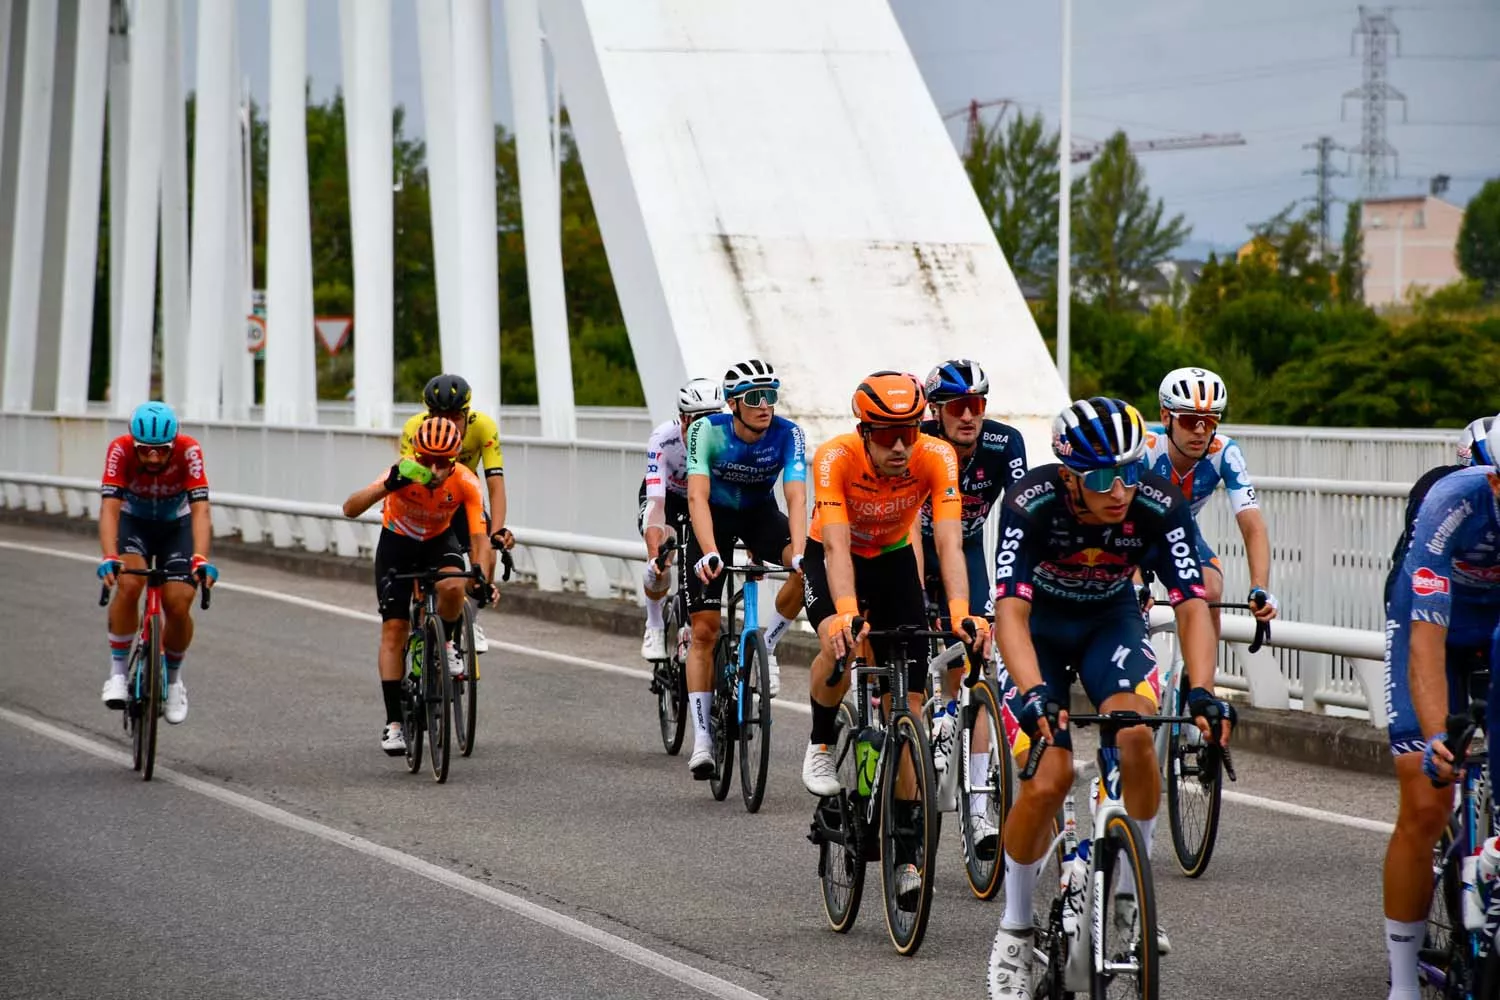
[1,469,1390,726]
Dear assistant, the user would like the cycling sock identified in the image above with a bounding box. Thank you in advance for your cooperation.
[764,610,794,651]
[968,751,991,815]
[381,680,403,724]
[164,649,185,685]
[1385,918,1424,996]
[443,617,461,638]
[1114,815,1157,897]
[1000,851,1041,930]
[646,597,665,630]
[810,699,840,745]
[108,633,133,676]
[690,692,712,746]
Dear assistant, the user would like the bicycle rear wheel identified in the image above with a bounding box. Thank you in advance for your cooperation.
[1420,821,1470,998]
[425,617,452,783]
[1094,813,1160,1000]
[1166,673,1223,877]
[454,603,479,757]
[959,677,1010,899]
[139,616,162,782]
[819,702,867,933]
[879,712,938,956]
[737,629,772,813]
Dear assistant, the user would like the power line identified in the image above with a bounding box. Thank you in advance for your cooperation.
[1303,137,1349,255]
[1342,5,1407,196]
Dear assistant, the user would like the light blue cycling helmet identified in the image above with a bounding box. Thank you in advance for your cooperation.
[129,401,178,446]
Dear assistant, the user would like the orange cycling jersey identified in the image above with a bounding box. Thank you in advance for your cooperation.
[809,432,961,558]
[376,463,487,541]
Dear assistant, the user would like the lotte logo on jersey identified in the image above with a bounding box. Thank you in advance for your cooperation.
[1411,567,1450,597]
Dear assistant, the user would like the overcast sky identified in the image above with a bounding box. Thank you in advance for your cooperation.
[194,0,1499,253]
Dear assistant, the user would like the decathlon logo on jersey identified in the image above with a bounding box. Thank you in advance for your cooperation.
[1411,568,1450,597]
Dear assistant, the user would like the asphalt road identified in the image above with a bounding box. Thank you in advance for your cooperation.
[0,523,1401,999]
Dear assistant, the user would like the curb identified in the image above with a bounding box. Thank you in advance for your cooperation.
[3,507,1391,778]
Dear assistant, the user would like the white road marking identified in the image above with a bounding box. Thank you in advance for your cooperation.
[3,538,1396,835]
[0,706,770,1000]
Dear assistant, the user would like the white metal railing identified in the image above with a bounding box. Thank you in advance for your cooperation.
[0,471,649,602]
[2,469,1392,724]
[1220,422,1455,484]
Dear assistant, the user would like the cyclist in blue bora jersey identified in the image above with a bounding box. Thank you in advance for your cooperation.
[1140,367,1278,630]
[988,398,1232,1000]
[1380,418,1500,1000]
[683,359,808,778]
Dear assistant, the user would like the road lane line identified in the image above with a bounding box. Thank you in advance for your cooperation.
[0,706,771,1000]
[3,538,1396,836]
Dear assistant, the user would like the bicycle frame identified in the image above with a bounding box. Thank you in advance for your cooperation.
[924,639,976,813]
[722,560,778,727]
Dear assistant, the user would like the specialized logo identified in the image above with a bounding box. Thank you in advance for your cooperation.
[1411,567,1450,597]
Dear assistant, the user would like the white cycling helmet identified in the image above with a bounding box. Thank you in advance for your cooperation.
[1458,415,1497,467]
[1481,415,1500,469]
[677,377,724,416]
[722,358,779,399]
[1159,367,1228,416]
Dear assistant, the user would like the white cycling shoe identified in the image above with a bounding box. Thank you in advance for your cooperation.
[689,742,715,780]
[164,681,189,724]
[102,674,128,709]
[988,925,1035,1000]
[802,742,840,797]
[472,619,489,655]
[641,626,667,661]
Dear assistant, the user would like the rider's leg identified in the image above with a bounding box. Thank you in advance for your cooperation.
[687,610,721,753]
[159,581,197,683]
[108,558,146,668]
[1000,732,1073,926]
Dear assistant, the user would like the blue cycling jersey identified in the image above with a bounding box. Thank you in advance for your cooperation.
[918,418,1028,542]
[1138,425,1259,517]
[684,412,807,510]
[1397,466,1500,632]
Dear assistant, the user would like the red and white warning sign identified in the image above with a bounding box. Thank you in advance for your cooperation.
[245,315,266,354]
[314,316,353,355]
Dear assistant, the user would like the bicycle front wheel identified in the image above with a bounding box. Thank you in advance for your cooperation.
[819,702,867,933]
[737,629,772,813]
[959,677,1010,899]
[140,616,162,782]
[879,712,938,956]
[403,635,424,775]
[1166,673,1223,877]
[656,600,688,755]
[454,603,479,757]
[425,617,452,783]
[708,637,736,801]
[1094,813,1159,1000]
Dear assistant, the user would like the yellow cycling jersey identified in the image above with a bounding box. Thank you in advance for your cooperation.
[399,409,505,477]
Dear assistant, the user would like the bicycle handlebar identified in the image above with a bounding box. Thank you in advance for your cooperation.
[98,566,214,610]
[1018,710,1198,781]
[1208,600,1271,653]
[652,535,680,575]
[1431,700,1487,789]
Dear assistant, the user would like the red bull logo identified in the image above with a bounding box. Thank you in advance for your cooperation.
[1454,561,1500,585]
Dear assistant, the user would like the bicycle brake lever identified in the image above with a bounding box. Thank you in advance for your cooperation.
[1019,736,1049,781]
[1221,745,1237,782]
[99,584,111,607]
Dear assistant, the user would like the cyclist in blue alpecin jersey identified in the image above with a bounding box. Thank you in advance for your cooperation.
[988,398,1232,999]
[682,358,808,778]
[1380,420,1500,1000]
[1139,367,1278,633]
[914,359,1027,789]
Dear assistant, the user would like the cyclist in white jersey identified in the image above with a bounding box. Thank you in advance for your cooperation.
[1138,367,1278,632]
[638,379,724,659]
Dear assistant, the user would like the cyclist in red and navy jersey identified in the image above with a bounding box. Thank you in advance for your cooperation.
[97,402,218,725]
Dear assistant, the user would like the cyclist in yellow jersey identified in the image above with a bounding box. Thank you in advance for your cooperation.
[399,374,515,650]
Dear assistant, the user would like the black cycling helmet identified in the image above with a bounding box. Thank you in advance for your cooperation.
[423,374,472,414]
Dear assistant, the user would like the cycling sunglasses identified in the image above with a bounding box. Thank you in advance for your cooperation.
[1079,462,1142,493]
[1170,413,1219,434]
[133,443,173,460]
[941,395,986,418]
[865,423,921,449]
[415,453,458,470]
[737,388,778,407]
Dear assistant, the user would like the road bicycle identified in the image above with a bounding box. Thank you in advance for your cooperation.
[922,632,1012,899]
[1147,598,1269,878]
[698,552,780,813]
[387,564,490,783]
[97,558,212,781]
[1014,710,1197,1000]
[451,549,512,758]
[810,618,980,956]
[647,523,690,756]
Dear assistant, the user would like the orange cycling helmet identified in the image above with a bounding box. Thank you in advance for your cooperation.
[852,371,926,426]
[413,416,463,458]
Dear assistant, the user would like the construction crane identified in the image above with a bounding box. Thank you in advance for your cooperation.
[942,98,1246,162]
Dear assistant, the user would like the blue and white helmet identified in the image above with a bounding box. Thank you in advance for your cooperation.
[1458,415,1497,467]
[924,359,989,405]
[129,401,178,446]
[1052,397,1147,472]
[722,359,779,399]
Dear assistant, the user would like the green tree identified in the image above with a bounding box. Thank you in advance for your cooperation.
[1336,200,1365,305]
[962,110,1059,289]
[1071,132,1190,312]
[1458,178,1500,297]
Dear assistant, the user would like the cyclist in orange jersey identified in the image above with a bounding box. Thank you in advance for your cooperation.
[343,416,497,756]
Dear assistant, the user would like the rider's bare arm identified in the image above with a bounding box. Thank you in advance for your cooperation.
[1236,507,1271,592]
[996,597,1044,692]
[1408,619,1452,742]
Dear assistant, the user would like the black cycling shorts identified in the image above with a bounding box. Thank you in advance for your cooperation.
[636,479,690,538]
[117,512,195,584]
[684,500,791,612]
[373,528,466,621]
[802,539,927,691]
